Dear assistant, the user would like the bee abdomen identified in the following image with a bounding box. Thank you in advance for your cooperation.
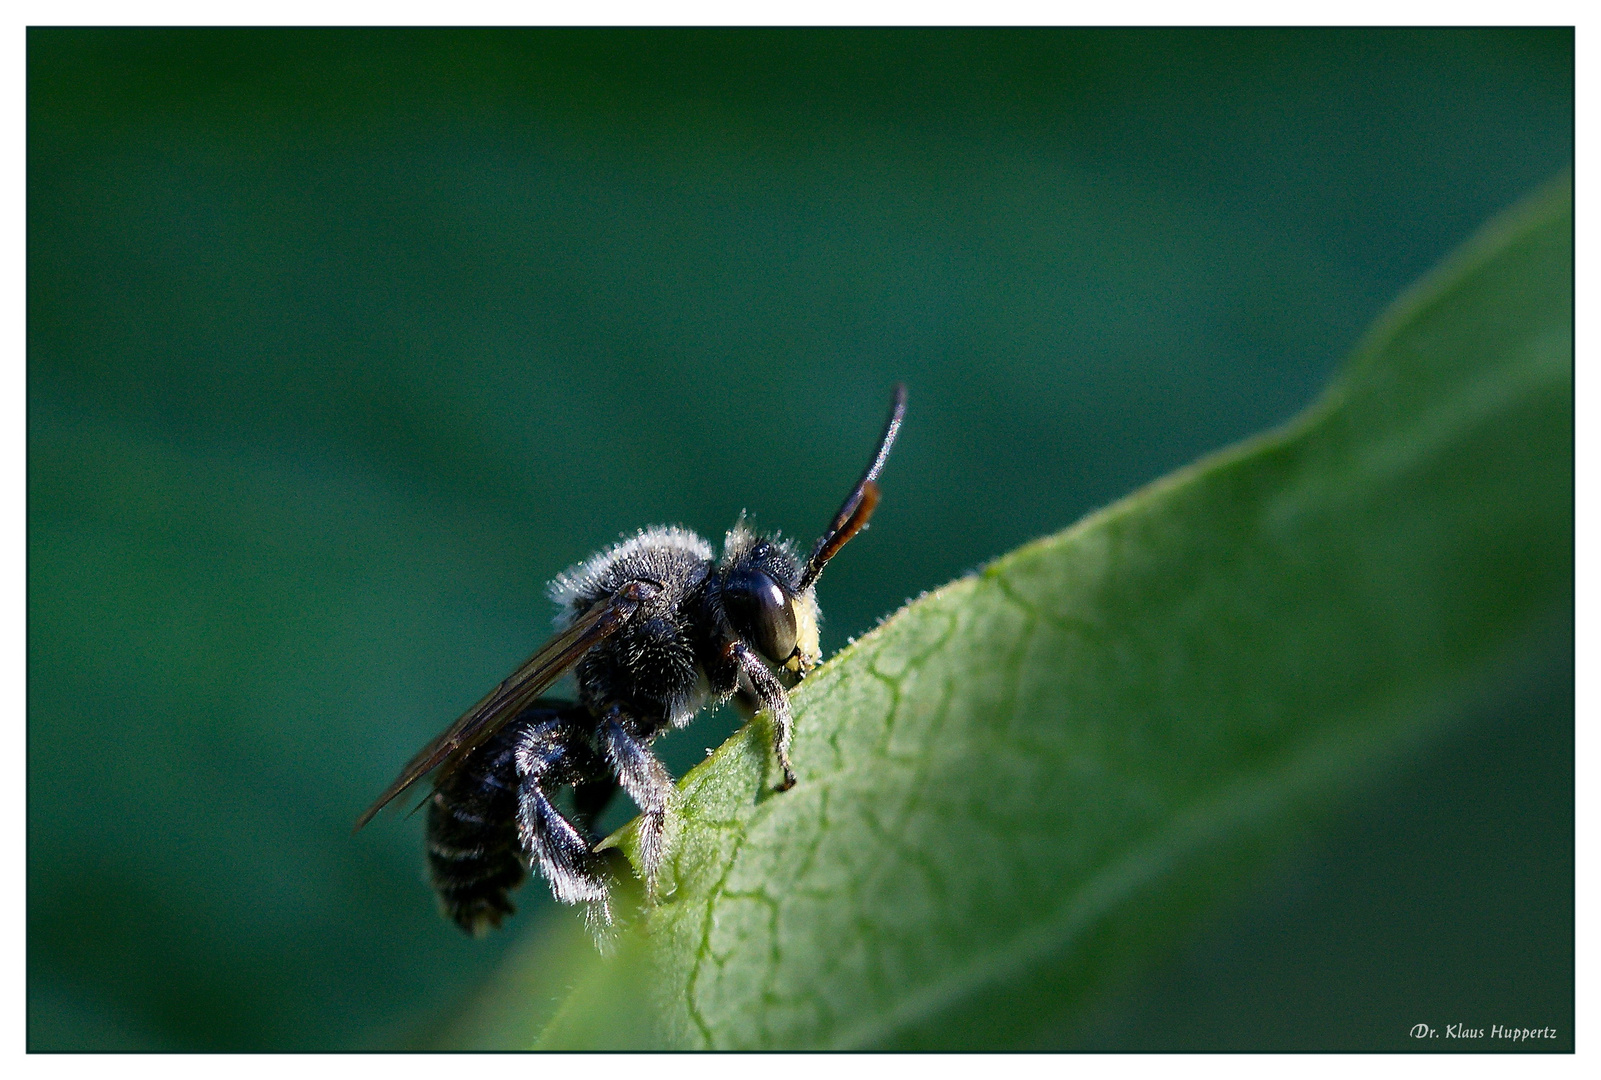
[426,742,526,936]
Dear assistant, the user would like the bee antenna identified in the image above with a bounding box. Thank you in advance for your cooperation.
[799,383,906,591]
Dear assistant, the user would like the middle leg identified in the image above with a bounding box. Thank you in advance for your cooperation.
[596,704,677,892]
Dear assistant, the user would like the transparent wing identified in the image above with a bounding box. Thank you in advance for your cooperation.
[354,580,656,830]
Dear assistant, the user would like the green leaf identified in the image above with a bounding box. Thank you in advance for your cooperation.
[444,177,1572,1050]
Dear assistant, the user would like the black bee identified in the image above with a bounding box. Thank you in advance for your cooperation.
[356,385,906,934]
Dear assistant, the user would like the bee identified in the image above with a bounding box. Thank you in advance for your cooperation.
[356,385,907,934]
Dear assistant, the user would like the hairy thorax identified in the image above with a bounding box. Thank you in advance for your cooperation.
[552,527,716,736]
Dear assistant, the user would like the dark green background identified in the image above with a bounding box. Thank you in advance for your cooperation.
[28,28,1573,1051]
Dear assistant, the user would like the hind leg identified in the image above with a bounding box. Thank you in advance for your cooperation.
[428,704,614,933]
[509,715,612,920]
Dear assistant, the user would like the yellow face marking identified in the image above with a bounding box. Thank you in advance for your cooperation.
[785,590,822,677]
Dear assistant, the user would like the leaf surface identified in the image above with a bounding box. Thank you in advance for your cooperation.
[446,178,1572,1050]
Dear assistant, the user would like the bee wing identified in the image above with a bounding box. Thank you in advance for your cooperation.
[354,579,657,830]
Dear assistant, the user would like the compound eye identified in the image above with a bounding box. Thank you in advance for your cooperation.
[723,568,799,665]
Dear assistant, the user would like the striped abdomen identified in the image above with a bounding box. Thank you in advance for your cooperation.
[425,732,528,936]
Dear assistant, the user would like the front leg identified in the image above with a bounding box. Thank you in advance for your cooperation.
[597,705,677,893]
[730,640,798,791]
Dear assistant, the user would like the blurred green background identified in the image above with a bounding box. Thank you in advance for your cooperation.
[28,28,1572,1051]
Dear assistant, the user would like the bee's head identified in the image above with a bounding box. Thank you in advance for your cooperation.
[719,523,820,678]
[717,383,905,679]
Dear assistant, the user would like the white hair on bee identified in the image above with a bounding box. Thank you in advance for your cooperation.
[667,669,713,729]
[721,516,757,561]
[547,526,714,626]
[721,514,800,564]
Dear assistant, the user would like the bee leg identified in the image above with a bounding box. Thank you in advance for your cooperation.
[510,718,612,921]
[597,706,676,894]
[730,640,798,791]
